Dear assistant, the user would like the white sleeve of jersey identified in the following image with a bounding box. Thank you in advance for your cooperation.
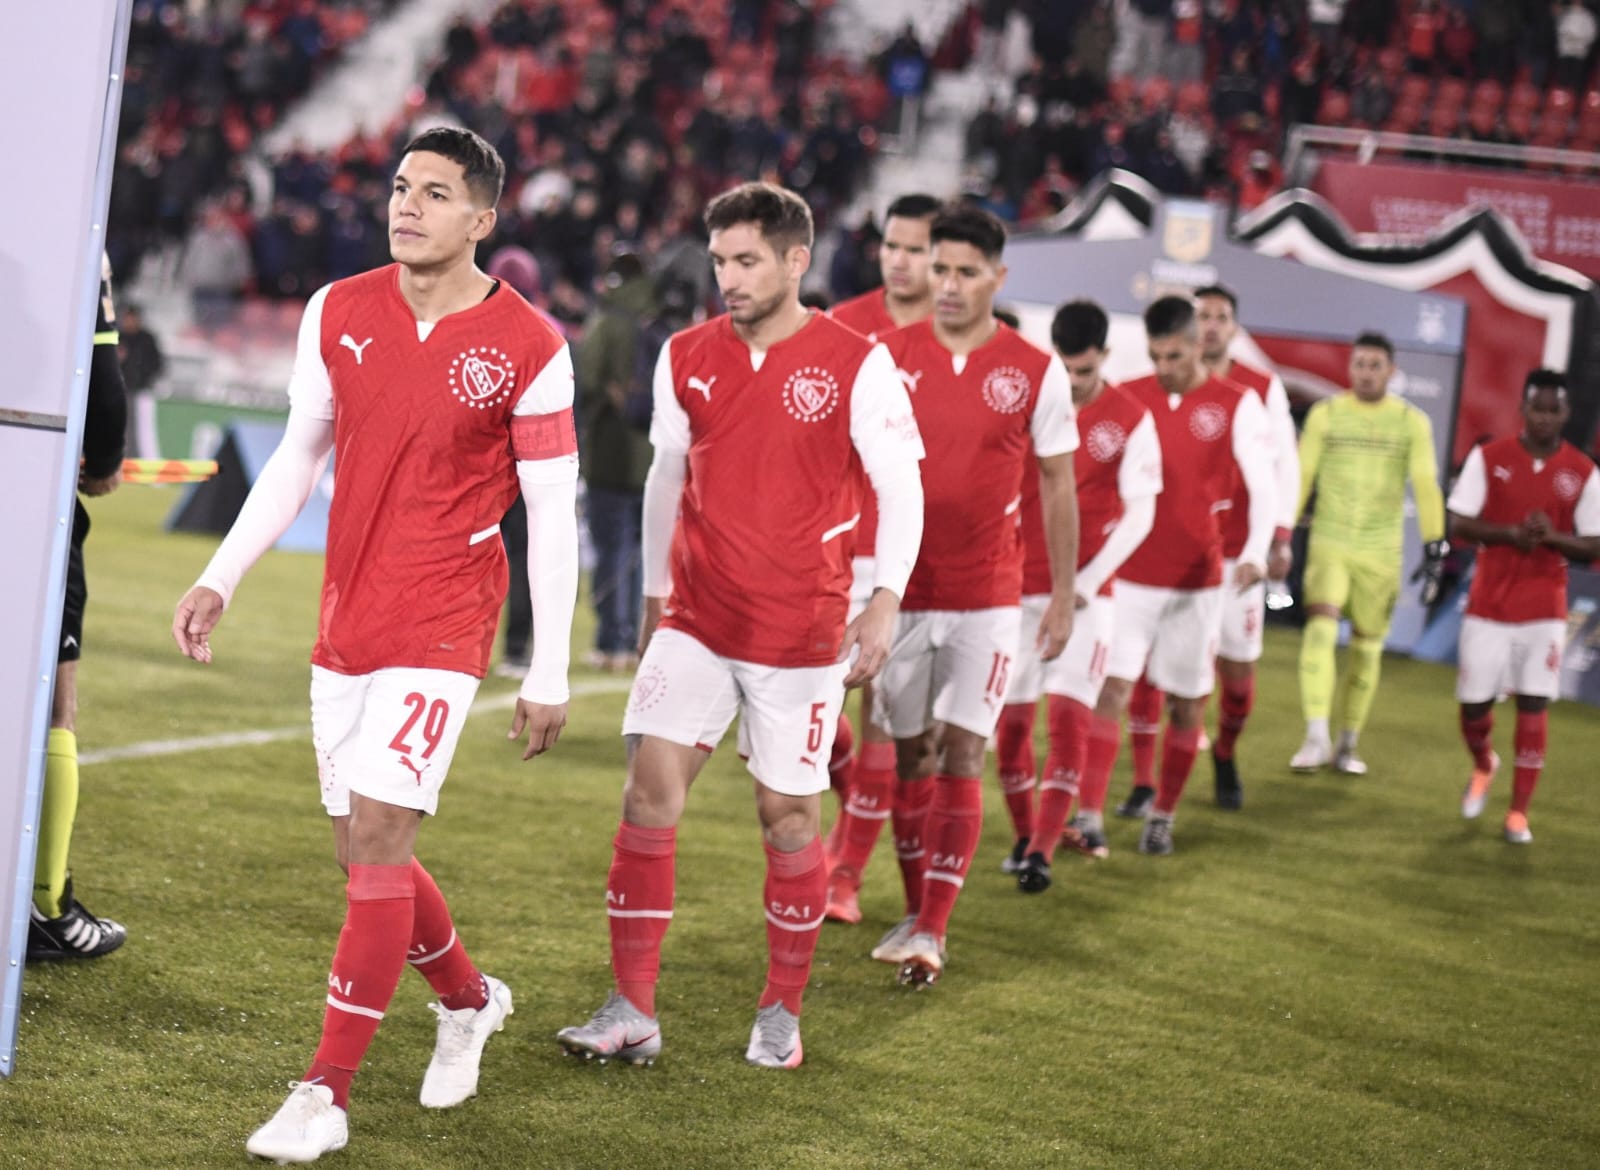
[513,343,580,487]
[1266,375,1300,532]
[516,467,578,705]
[287,284,334,420]
[647,338,691,455]
[1029,353,1079,457]
[1446,446,1488,518]
[1116,411,1164,501]
[1077,495,1155,601]
[194,408,334,606]
[850,343,926,475]
[641,450,687,598]
[1573,465,1600,536]
[1230,390,1274,569]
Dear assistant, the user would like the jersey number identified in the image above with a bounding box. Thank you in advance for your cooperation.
[806,702,828,755]
[390,693,451,760]
[986,653,1012,703]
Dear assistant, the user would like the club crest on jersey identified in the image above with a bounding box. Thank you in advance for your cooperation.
[1189,402,1229,442]
[1553,469,1584,501]
[629,665,667,712]
[783,365,840,422]
[1085,419,1127,462]
[449,346,516,409]
[981,366,1031,414]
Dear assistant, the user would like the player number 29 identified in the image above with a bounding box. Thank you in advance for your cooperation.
[389,692,450,759]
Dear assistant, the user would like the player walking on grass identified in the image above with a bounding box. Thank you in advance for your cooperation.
[867,206,1079,984]
[172,128,580,1164]
[556,183,924,1068]
[1290,333,1446,776]
[996,300,1161,889]
[1098,296,1274,856]
[823,192,939,925]
[1449,370,1600,844]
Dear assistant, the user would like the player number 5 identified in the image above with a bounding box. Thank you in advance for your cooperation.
[806,702,827,755]
[390,692,450,759]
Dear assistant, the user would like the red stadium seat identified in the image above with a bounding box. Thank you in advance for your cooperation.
[1140,76,1174,112]
[1316,89,1352,125]
[1505,107,1536,142]
[1108,75,1137,109]
[1428,104,1460,138]
[1435,77,1468,112]
[1546,87,1577,119]
[1469,79,1504,114]
[1377,46,1405,78]
[1177,80,1209,116]
[1508,80,1542,113]
[1466,104,1497,138]
[1386,99,1425,134]
[1398,74,1432,107]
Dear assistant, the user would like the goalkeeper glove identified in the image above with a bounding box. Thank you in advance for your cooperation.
[1413,539,1449,606]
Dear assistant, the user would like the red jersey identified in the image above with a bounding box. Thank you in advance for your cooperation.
[306,265,573,677]
[884,320,1078,611]
[653,313,920,666]
[1449,437,1600,623]
[1119,373,1269,590]
[1020,384,1162,596]
[1218,359,1277,558]
[829,288,898,342]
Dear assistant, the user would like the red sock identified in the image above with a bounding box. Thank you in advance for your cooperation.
[306,863,415,1109]
[1128,677,1163,787]
[995,701,1038,844]
[831,741,896,882]
[892,778,934,916]
[607,821,676,1018]
[1033,695,1091,861]
[407,858,486,1011]
[1511,710,1546,815]
[914,775,984,939]
[761,838,826,1014]
[1213,675,1255,761]
[1459,709,1496,771]
[1077,715,1122,815]
[1154,724,1203,816]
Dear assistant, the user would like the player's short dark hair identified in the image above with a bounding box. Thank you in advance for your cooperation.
[704,181,815,254]
[1524,368,1569,400]
[885,193,943,222]
[1193,284,1239,312]
[1052,299,1109,355]
[1144,295,1196,339]
[930,205,1007,261]
[1353,331,1395,359]
[800,289,833,311]
[993,305,1020,329]
[400,126,505,207]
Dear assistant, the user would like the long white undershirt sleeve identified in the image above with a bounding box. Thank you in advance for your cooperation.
[1231,390,1275,570]
[1266,375,1300,533]
[517,465,578,704]
[1445,445,1487,518]
[1075,411,1162,598]
[850,344,926,599]
[642,339,690,597]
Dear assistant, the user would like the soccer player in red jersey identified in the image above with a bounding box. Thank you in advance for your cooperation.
[172,129,580,1163]
[557,183,924,1068]
[1094,296,1275,856]
[823,192,940,924]
[1123,285,1298,812]
[869,206,1080,985]
[1000,301,1162,890]
[1449,370,1600,844]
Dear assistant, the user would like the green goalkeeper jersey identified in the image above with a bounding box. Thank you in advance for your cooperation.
[1296,391,1446,558]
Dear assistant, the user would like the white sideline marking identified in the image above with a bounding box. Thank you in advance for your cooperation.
[79,677,634,767]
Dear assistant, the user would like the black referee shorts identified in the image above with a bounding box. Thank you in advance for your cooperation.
[59,498,89,663]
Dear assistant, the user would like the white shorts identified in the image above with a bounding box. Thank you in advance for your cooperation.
[1217,559,1266,663]
[311,665,481,817]
[1042,592,1115,708]
[848,556,876,622]
[1456,616,1566,703]
[622,627,849,796]
[1106,582,1224,699]
[1003,594,1052,705]
[874,607,1024,739]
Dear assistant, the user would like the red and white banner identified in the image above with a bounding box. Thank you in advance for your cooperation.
[1312,158,1600,281]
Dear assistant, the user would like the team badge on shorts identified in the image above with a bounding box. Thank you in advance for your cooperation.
[629,664,668,712]
[1085,419,1127,462]
[981,366,1031,414]
[1189,402,1229,442]
[1553,469,1583,501]
[450,346,517,410]
[783,366,841,422]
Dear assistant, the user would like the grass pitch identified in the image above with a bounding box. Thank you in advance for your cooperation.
[2,487,1597,1169]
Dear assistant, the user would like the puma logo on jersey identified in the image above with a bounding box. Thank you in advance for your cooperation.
[398,755,425,785]
[1492,465,1512,482]
[339,334,373,364]
[897,367,923,394]
[688,374,717,401]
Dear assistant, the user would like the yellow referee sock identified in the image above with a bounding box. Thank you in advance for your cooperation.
[1341,634,1386,735]
[1298,616,1339,723]
[33,728,79,919]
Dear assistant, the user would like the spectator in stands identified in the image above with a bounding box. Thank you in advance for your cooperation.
[1349,58,1395,127]
[1167,0,1205,82]
[1281,53,1324,131]
[1072,1,1117,89]
[1112,0,1172,81]
[1090,119,1135,177]
[1139,127,1193,195]
[1237,149,1281,212]
[1213,45,1266,125]
[880,22,932,144]
[977,0,1014,74]
[1555,0,1598,90]
[1407,0,1446,73]
[182,204,253,327]
[1346,0,1395,46]
[1522,2,1560,86]
[1309,0,1348,54]
[118,302,164,461]
[1440,5,1477,77]
[1474,0,1525,81]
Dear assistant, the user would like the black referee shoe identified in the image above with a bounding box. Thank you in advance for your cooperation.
[1213,750,1244,810]
[27,880,127,962]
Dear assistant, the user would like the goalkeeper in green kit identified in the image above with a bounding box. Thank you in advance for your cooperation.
[1290,333,1446,775]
